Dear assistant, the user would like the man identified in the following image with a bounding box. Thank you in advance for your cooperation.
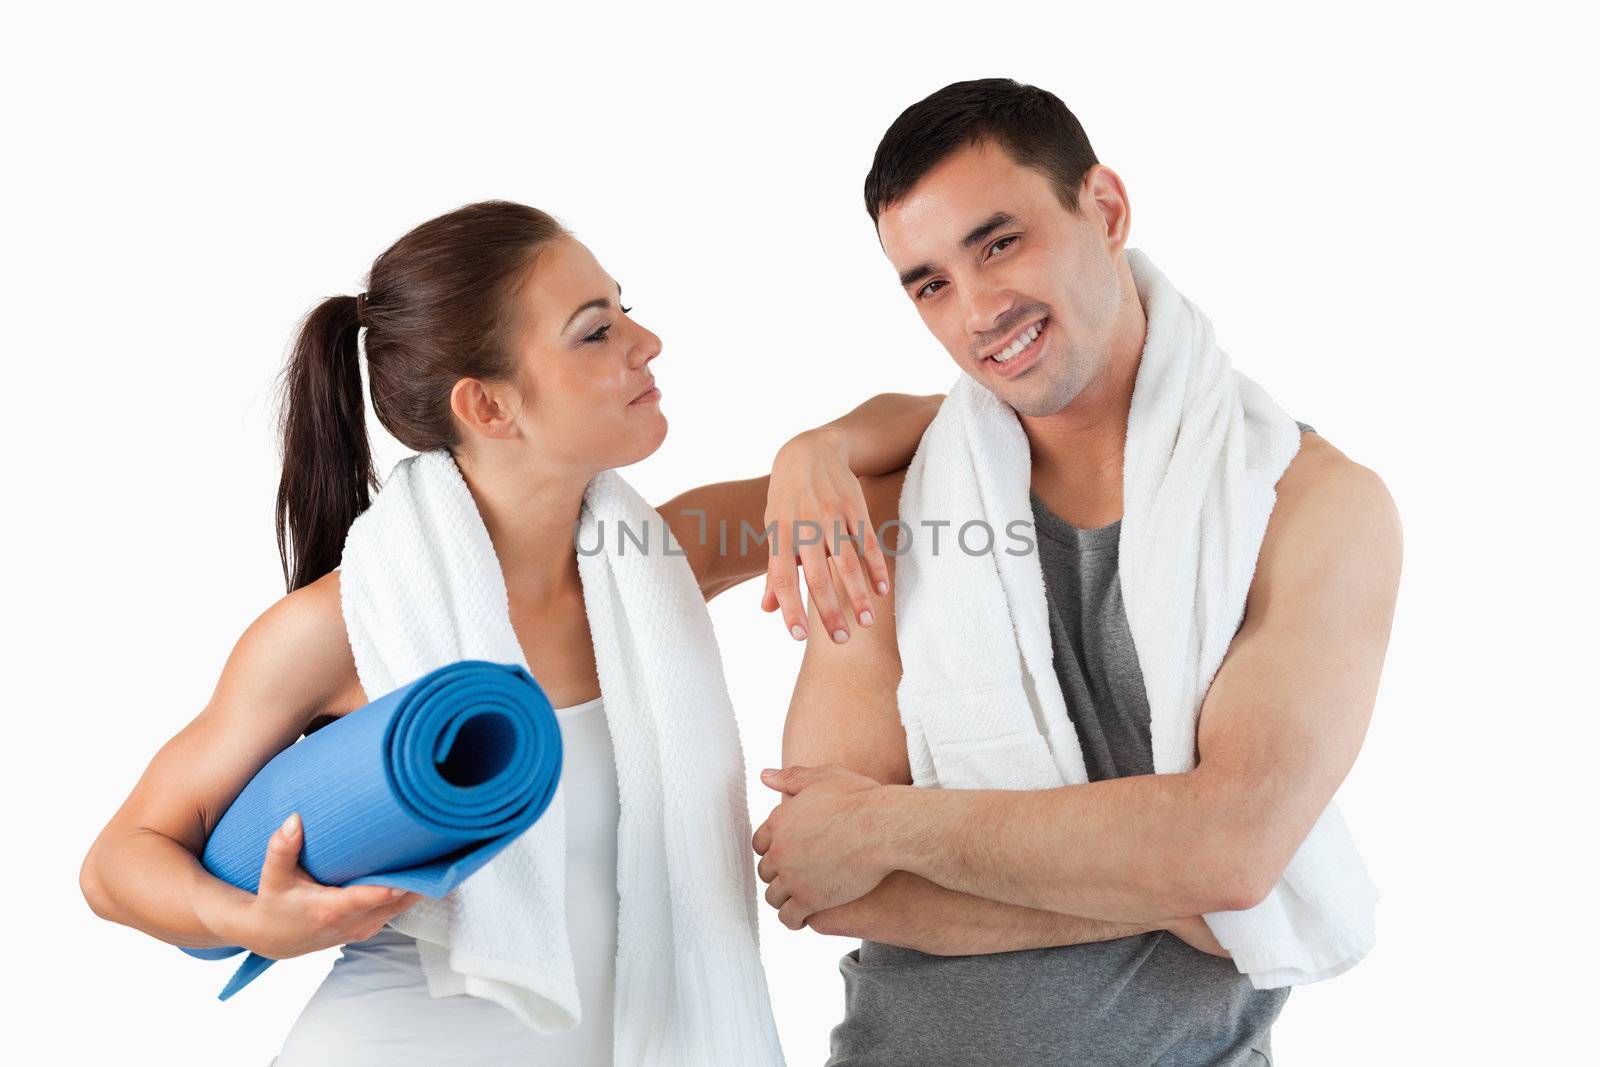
[753,78,1401,1065]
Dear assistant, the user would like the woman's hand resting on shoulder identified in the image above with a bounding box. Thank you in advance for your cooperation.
[761,426,892,645]
[203,812,422,960]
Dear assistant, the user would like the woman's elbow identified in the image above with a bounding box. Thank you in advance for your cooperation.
[79,845,115,921]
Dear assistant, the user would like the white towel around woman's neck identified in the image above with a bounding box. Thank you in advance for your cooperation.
[338,450,784,1065]
[893,247,1378,988]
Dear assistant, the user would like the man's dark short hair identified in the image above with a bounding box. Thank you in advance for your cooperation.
[864,78,1100,224]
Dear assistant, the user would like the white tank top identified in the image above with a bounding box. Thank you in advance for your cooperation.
[546,694,621,1060]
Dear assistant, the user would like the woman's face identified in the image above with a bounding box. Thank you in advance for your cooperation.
[501,236,666,474]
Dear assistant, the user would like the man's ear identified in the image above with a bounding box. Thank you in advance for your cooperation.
[1085,164,1132,255]
[449,376,521,441]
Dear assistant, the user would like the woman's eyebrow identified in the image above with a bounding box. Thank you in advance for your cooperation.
[562,281,624,333]
[563,297,611,332]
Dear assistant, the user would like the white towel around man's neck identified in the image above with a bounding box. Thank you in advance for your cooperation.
[893,247,1378,987]
[338,450,784,1065]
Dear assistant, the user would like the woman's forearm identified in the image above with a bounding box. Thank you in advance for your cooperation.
[803,392,943,476]
[662,393,940,604]
[81,827,250,950]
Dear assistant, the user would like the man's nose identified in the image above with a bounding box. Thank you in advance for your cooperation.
[961,282,1014,341]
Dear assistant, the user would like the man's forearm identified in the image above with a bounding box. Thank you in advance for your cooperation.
[868,770,1265,924]
[809,870,1157,956]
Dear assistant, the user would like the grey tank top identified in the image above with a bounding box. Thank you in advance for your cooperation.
[826,423,1315,1067]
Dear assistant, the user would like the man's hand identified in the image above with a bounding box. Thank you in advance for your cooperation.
[752,764,893,930]
[1163,915,1232,959]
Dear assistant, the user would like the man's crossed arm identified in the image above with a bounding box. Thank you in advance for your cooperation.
[753,436,1401,952]
[758,472,1186,954]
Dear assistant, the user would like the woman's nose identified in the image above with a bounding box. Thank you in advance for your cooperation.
[629,326,662,368]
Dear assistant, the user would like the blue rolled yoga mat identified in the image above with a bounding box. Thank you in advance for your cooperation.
[183,659,563,1000]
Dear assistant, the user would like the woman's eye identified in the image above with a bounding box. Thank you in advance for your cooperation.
[988,235,1018,257]
[583,323,612,344]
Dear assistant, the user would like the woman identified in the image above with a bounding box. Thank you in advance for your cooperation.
[78,200,938,1064]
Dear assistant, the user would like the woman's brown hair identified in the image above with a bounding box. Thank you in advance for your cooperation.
[274,200,565,592]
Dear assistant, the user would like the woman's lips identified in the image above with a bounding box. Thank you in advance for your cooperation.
[629,384,661,406]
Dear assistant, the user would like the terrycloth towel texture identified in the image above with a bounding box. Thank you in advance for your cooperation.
[893,247,1378,988]
[182,659,563,1000]
[339,450,785,1065]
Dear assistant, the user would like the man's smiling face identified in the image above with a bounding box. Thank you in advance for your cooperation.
[876,139,1128,417]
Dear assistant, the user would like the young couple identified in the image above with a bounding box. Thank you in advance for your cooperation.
[81,78,1400,1066]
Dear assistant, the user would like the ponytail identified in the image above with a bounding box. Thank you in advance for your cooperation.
[274,294,375,593]
[270,201,567,592]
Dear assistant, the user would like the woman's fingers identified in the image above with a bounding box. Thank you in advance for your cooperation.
[800,540,849,642]
[305,884,410,943]
[245,819,421,956]
[257,812,304,897]
[360,889,421,926]
[767,497,887,641]
[835,477,890,601]
[765,535,808,641]
[856,508,890,599]
[329,887,416,944]
[334,883,407,913]
[827,537,875,628]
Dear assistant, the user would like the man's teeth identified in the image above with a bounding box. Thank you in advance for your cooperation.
[992,321,1044,363]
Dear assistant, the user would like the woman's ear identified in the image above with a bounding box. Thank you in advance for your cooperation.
[449,377,522,441]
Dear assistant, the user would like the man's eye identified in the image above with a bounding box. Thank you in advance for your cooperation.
[988,235,1018,257]
[917,279,947,299]
[583,323,612,344]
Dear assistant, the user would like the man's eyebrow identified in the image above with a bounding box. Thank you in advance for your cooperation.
[960,211,1017,250]
[898,263,936,289]
[897,212,1019,289]
[562,281,625,333]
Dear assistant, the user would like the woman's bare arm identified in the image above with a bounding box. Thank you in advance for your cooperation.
[79,572,418,956]
[658,392,943,635]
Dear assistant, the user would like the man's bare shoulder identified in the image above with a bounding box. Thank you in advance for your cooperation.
[860,468,911,554]
[1254,429,1403,605]
[789,468,912,782]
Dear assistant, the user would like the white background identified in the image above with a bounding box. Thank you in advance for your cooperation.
[6,2,1596,1063]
